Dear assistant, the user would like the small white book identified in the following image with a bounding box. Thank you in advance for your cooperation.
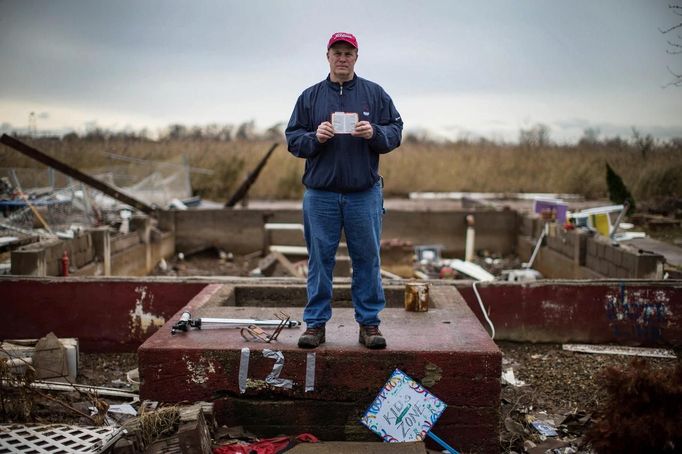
[331,112,358,134]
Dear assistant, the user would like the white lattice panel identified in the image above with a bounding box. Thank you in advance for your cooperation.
[0,424,124,453]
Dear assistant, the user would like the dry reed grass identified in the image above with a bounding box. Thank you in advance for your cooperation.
[137,405,181,447]
[1,137,680,202]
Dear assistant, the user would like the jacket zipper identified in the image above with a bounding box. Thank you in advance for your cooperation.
[339,84,343,110]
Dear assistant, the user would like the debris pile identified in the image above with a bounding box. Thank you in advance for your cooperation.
[585,358,682,453]
[498,342,679,453]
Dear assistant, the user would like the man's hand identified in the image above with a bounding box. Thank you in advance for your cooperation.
[351,121,374,140]
[316,121,335,143]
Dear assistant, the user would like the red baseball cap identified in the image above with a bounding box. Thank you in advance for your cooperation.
[327,32,358,49]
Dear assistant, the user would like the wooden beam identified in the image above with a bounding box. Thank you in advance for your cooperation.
[0,134,156,215]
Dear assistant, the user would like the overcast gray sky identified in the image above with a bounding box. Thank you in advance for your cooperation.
[1,0,681,142]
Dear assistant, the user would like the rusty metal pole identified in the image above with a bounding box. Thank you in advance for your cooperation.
[0,134,156,215]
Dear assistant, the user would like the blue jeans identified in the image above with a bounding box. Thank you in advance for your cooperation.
[302,181,385,328]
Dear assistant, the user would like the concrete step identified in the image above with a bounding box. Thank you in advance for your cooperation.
[139,283,501,453]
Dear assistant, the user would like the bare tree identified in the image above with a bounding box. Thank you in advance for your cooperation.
[661,3,682,87]
[519,123,551,148]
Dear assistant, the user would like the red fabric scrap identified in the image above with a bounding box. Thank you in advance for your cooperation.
[213,433,319,454]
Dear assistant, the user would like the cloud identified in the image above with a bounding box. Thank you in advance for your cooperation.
[0,0,680,143]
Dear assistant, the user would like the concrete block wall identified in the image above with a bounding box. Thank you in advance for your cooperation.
[64,232,95,270]
[174,207,519,258]
[546,225,588,265]
[518,212,543,239]
[111,232,141,255]
[10,222,174,277]
[11,233,94,276]
[517,234,604,279]
[517,211,665,279]
[585,236,664,279]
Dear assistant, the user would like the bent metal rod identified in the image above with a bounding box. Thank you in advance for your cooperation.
[171,310,300,335]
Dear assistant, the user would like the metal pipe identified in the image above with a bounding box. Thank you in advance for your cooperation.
[199,317,300,328]
[524,222,547,269]
[465,214,475,262]
[609,202,630,240]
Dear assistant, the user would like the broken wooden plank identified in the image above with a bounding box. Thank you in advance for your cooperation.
[225,142,278,208]
[562,343,676,358]
[1,379,139,399]
[0,134,156,214]
[271,250,304,277]
[268,245,308,256]
[380,268,403,280]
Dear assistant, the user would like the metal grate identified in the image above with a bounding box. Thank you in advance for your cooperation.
[0,424,124,453]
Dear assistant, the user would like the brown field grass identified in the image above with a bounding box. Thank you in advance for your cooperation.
[1,136,680,203]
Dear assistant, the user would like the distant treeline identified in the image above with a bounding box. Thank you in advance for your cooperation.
[3,121,681,151]
[1,125,680,203]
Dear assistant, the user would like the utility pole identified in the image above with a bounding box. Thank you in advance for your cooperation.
[28,112,37,137]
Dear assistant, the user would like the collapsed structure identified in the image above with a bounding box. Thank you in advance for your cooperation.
[1,135,680,453]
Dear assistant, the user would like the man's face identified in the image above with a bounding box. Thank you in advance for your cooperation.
[327,42,358,82]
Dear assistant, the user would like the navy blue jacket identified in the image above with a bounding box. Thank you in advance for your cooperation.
[286,74,403,193]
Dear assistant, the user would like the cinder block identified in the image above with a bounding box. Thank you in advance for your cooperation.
[585,254,598,271]
[11,248,47,276]
[84,247,95,264]
[621,250,637,271]
[520,215,533,236]
[547,236,561,253]
[74,250,89,268]
[72,235,84,251]
[157,209,176,233]
[611,248,622,266]
[635,253,664,279]
[599,258,610,275]
[576,232,587,266]
[91,228,111,254]
[112,232,141,254]
[587,238,597,256]
[45,241,63,262]
[47,259,60,276]
[607,262,619,278]
[615,266,631,278]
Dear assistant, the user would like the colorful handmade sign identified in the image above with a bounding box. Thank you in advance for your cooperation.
[361,368,447,443]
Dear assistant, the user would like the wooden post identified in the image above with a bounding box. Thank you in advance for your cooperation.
[91,228,111,276]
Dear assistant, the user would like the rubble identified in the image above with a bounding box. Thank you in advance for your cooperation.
[0,334,679,453]
[498,342,679,453]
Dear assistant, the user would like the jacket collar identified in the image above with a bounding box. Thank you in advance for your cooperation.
[325,73,358,91]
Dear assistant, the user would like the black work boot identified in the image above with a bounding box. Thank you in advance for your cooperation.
[298,326,325,348]
[359,325,387,349]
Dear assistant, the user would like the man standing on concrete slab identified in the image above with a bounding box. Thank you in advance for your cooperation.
[286,32,403,349]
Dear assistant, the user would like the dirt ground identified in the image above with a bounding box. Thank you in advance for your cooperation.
[150,248,259,277]
[3,343,678,453]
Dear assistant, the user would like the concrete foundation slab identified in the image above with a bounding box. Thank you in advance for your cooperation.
[139,283,501,453]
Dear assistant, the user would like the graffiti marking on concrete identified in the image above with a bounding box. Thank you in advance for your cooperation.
[605,285,671,341]
[540,300,575,322]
